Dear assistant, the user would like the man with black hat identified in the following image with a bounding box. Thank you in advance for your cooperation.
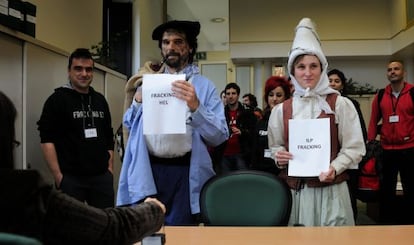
[117,20,229,225]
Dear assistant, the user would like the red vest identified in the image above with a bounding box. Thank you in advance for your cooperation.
[279,94,348,190]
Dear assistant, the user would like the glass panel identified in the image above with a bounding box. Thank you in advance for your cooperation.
[236,65,251,98]
[200,63,227,93]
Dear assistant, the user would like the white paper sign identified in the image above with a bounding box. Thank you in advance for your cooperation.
[288,118,330,177]
[142,74,187,135]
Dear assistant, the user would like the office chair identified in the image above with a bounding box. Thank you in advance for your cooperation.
[199,170,292,226]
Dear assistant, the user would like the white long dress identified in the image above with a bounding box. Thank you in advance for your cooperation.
[268,95,365,226]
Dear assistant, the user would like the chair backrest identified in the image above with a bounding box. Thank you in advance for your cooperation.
[0,233,42,245]
[200,170,292,226]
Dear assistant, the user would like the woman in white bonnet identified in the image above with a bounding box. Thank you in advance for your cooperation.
[267,18,365,226]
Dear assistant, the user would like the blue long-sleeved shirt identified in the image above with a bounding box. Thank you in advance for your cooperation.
[116,70,228,214]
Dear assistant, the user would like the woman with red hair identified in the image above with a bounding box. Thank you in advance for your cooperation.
[253,76,291,174]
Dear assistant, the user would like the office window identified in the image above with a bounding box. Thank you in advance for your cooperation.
[102,0,132,77]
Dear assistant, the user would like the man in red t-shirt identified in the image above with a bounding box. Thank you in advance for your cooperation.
[221,83,257,174]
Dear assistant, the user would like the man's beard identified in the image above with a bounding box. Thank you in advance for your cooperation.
[389,76,401,84]
[228,99,238,107]
[164,53,189,70]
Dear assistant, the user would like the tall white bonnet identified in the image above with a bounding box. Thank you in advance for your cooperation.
[287,17,328,75]
[287,18,339,114]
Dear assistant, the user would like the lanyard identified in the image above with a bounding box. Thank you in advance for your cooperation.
[81,95,95,129]
[390,85,405,115]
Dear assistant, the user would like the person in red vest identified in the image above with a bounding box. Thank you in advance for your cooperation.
[267,18,365,226]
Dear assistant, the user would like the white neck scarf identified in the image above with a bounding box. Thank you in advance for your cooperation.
[290,66,339,114]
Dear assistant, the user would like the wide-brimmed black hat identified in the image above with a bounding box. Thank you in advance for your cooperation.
[152,20,200,41]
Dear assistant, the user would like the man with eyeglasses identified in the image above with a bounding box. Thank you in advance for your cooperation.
[37,48,115,208]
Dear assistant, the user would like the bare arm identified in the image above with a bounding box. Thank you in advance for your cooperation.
[107,150,114,173]
[41,142,63,187]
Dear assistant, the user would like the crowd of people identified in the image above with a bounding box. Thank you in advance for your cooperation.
[1,16,413,243]
[210,17,413,226]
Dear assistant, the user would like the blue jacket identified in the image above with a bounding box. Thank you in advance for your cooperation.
[117,69,228,214]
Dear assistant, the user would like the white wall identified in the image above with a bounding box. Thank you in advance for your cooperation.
[226,0,414,103]
[230,0,391,43]
[30,0,102,54]
[328,57,390,90]
[390,0,407,35]
[0,29,126,194]
[24,42,68,176]
[0,32,23,167]
[229,0,412,59]
[132,0,164,74]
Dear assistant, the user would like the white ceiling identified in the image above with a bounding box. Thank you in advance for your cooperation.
[167,0,229,52]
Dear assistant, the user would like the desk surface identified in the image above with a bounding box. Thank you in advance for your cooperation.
[162,225,414,245]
